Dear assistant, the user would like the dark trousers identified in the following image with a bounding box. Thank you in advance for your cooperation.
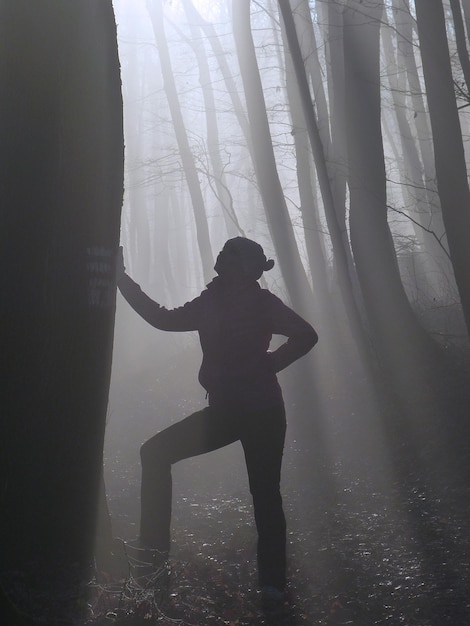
[139,404,287,589]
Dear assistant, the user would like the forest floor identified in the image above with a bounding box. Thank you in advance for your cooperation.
[5,342,470,626]
[88,453,470,626]
[82,343,470,626]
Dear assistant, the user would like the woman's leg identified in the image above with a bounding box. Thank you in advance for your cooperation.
[241,406,287,590]
[139,406,239,551]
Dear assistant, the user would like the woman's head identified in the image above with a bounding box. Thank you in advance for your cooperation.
[214,237,275,282]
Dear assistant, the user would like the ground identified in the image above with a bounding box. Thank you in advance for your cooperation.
[91,458,470,625]
[86,344,470,625]
[3,344,470,625]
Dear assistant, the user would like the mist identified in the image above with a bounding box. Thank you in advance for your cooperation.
[99,1,470,623]
[2,1,470,624]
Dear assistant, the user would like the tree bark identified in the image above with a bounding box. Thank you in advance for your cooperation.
[415,0,470,335]
[0,0,123,605]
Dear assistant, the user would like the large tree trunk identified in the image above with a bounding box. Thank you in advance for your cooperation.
[0,0,123,616]
[415,0,470,335]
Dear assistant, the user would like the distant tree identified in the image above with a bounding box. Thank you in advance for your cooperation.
[278,0,371,363]
[283,42,330,309]
[462,0,470,40]
[181,0,241,240]
[147,0,214,284]
[0,0,123,617]
[381,10,452,290]
[233,0,313,316]
[122,39,152,284]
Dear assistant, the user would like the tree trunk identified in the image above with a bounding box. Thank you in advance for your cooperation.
[147,0,214,284]
[462,0,470,40]
[321,0,366,312]
[284,49,330,308]
[232,0,313,316]
[382,12,453,290]
[415,0,470,335]
[0,0,123,613]
[278,0,371,359]
[450,0,470,94]
[181,0,241,241]
[343,0,436,387]
[291,0,331,148]
[392,0,443,230]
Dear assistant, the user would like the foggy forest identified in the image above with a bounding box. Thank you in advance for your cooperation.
[2,0,470,625]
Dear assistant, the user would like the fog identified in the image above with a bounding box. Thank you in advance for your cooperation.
[101,0,470,622]
[5,2,470,623]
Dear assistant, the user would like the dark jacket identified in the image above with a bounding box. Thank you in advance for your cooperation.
[118,274,318,411]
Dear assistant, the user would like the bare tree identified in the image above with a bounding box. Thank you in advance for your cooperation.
[382,10,452,289]
[232,0,313,315]
[278,0,371,362]
[343,0,437,387]
[147,0,214,284]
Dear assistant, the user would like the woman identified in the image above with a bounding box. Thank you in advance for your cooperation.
[116,237,318,603]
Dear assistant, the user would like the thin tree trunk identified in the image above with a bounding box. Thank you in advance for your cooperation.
[284,50,329,307]
[462,0,470,40]
[191,1,252,144]
[291,0,331,148]
[147,0,214,284]
[183,0,262,238]
[393,0,437,187]
[450,0,470,94]
[181,0,240,240]
[121,18,152,283]
[232,0,313,315]
[278,0,370,357]
[343,0,436,386]
[320,0,365,310]
[322,0,348,212]
[382,13,453,286]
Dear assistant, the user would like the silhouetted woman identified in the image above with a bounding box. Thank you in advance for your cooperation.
[116,237,317,604]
